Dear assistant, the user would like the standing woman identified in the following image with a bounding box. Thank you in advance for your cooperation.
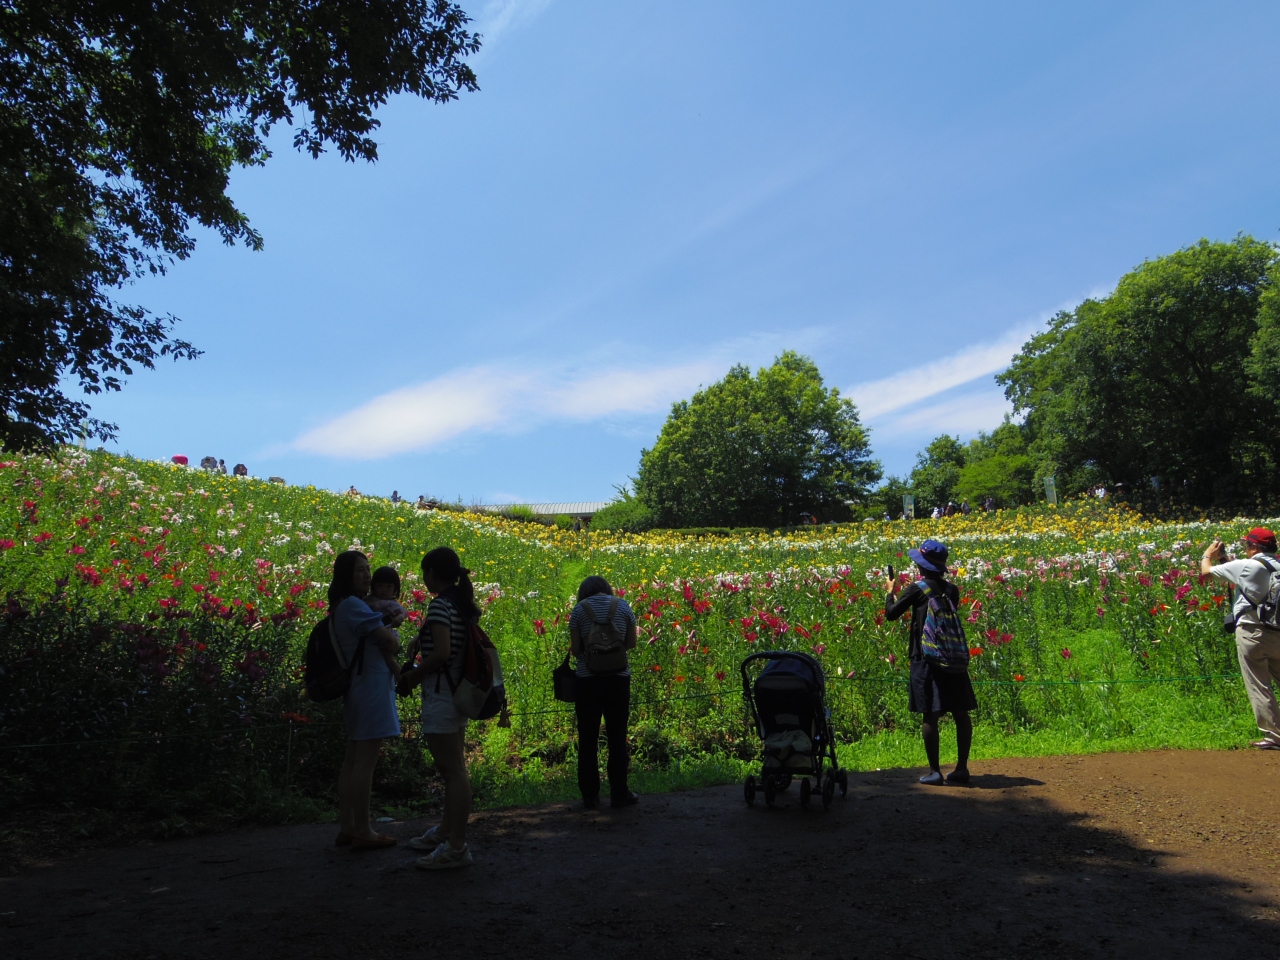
[400,547,479,869]
[329,550,405,849]
[569,576,639,809]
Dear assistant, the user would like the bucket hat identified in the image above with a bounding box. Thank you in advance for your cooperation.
[908,538,949,574]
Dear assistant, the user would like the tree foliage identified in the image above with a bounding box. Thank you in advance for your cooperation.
[635,352,881,528]
[1,0,480,448]
[999,236,1280,509]
[953,421,1034,507]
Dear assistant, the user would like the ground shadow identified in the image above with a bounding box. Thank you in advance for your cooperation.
[960,773,1046,789]
[1,755,1277,960]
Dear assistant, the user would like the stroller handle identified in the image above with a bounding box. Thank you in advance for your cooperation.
[739,649,827,701]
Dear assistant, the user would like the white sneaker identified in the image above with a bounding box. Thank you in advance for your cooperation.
[416,841,473,870]
[407,825,442,851]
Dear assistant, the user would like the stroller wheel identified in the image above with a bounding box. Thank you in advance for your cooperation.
[764,775,777,808]
[776,773,793,792]
[822,772,835,810]
[838,769,848,797]
[799,777,811,808]
[744,775,756,807]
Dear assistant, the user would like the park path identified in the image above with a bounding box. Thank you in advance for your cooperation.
[3,750,1279,960]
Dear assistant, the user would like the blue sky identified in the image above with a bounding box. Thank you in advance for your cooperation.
[90,0,1280,503]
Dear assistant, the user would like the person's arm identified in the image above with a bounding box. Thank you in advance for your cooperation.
[1201,539,1227,576]
[625,622,638,651]
[368,625,401,681]
[885,581,919,622]
[406,621,452,677]
[569,620,583,657]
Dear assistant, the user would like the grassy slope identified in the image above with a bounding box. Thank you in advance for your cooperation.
[0,450,1266,820]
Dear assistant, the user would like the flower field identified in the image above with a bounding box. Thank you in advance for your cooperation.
[0,450,1266,829]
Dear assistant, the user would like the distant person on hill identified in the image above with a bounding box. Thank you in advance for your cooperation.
[390,490,401,505]
[568,575,639,809]
[398,547,479,869]
[200,455,218,471]
[233,463,248,477]
[960,500,971,516]
[930,505,942,520]
[884,538,976,786]
[347,485,360,496]
[983,496,995,512]
[217,459,227,475]
[1203,528,1280,750]
[328,550,405,851]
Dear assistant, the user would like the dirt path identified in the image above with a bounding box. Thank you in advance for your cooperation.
[3,750,1279,959]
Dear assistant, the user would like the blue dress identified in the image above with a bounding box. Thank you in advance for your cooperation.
[334,595,401,741]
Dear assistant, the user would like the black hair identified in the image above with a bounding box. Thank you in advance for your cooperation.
[328,550,368,610]
[371,565,401,597]
[576,575,613,603]
[422,546,481,621]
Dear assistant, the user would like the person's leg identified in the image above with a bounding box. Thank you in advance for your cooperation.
[952,710,973,776]
[337,743,357,839]
[339,738,384,841]
[1236,625,1280,745]
[920,711,942,782]
[601,675,632,800]
[574,679,605,803]
[425,731,472,849]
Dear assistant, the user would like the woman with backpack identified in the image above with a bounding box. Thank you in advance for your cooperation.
[568,576,639,809]
[329,550,406,850]
[884,538,977,786]
[398,547,480,869]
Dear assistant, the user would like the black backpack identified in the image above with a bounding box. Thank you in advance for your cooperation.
[303,616,365,702]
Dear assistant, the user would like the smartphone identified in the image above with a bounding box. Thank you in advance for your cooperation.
[887,564,895,582]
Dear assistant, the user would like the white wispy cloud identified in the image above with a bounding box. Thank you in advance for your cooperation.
[874,388,1016,438]
[292,358,725,460]
[847,327,1033,420]
[473,0,553,52]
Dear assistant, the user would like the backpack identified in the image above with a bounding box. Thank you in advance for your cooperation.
[580,597,628,674]
[445,619,506,721]
[917,580,970,674]
[303,617,365,702]
[1241,555,1280,629]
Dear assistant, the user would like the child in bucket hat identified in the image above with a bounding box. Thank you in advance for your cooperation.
[885,538,978,785]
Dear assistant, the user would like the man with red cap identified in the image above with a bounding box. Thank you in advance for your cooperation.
[1202,527,1280,750]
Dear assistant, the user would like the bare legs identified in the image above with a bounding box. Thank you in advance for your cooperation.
[338,738,384,841]
[425,731,472,849]
[921,710,971,780]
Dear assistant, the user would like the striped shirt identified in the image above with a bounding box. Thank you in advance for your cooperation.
[422,594,469,684]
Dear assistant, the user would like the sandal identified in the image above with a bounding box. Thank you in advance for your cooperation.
[945,770,971,784]
[350,833,397,850]
[918,770,945,786]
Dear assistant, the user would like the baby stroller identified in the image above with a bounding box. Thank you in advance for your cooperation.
[741,651,847,809]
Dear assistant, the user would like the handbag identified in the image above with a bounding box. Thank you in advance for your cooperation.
[1223,586,1239,633]
[552,653,577,703]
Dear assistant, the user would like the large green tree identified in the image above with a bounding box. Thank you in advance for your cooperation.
[953,420,1034,507]
[999,236,1280,509]
[1,0,480,448]
[635,352,881,527]
[906,434,966,510]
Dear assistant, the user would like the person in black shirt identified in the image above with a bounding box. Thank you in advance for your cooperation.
[884,538,977,785]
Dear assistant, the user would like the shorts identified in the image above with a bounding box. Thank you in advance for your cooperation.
[908,659,978,714]
[420,672,468,735]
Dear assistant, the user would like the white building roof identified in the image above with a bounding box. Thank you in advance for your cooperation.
[474,501,611,517]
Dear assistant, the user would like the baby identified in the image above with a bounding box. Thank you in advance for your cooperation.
[365,566,407,677]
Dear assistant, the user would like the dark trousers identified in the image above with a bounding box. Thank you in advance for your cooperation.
[573,674,631,801]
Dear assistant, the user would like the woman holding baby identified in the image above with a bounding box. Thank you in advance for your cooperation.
[327,550,406,850]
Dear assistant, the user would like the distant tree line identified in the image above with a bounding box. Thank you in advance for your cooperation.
[596,235,1280,532]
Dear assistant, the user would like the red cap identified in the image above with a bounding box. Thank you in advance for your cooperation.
[1242,527,1277,549]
